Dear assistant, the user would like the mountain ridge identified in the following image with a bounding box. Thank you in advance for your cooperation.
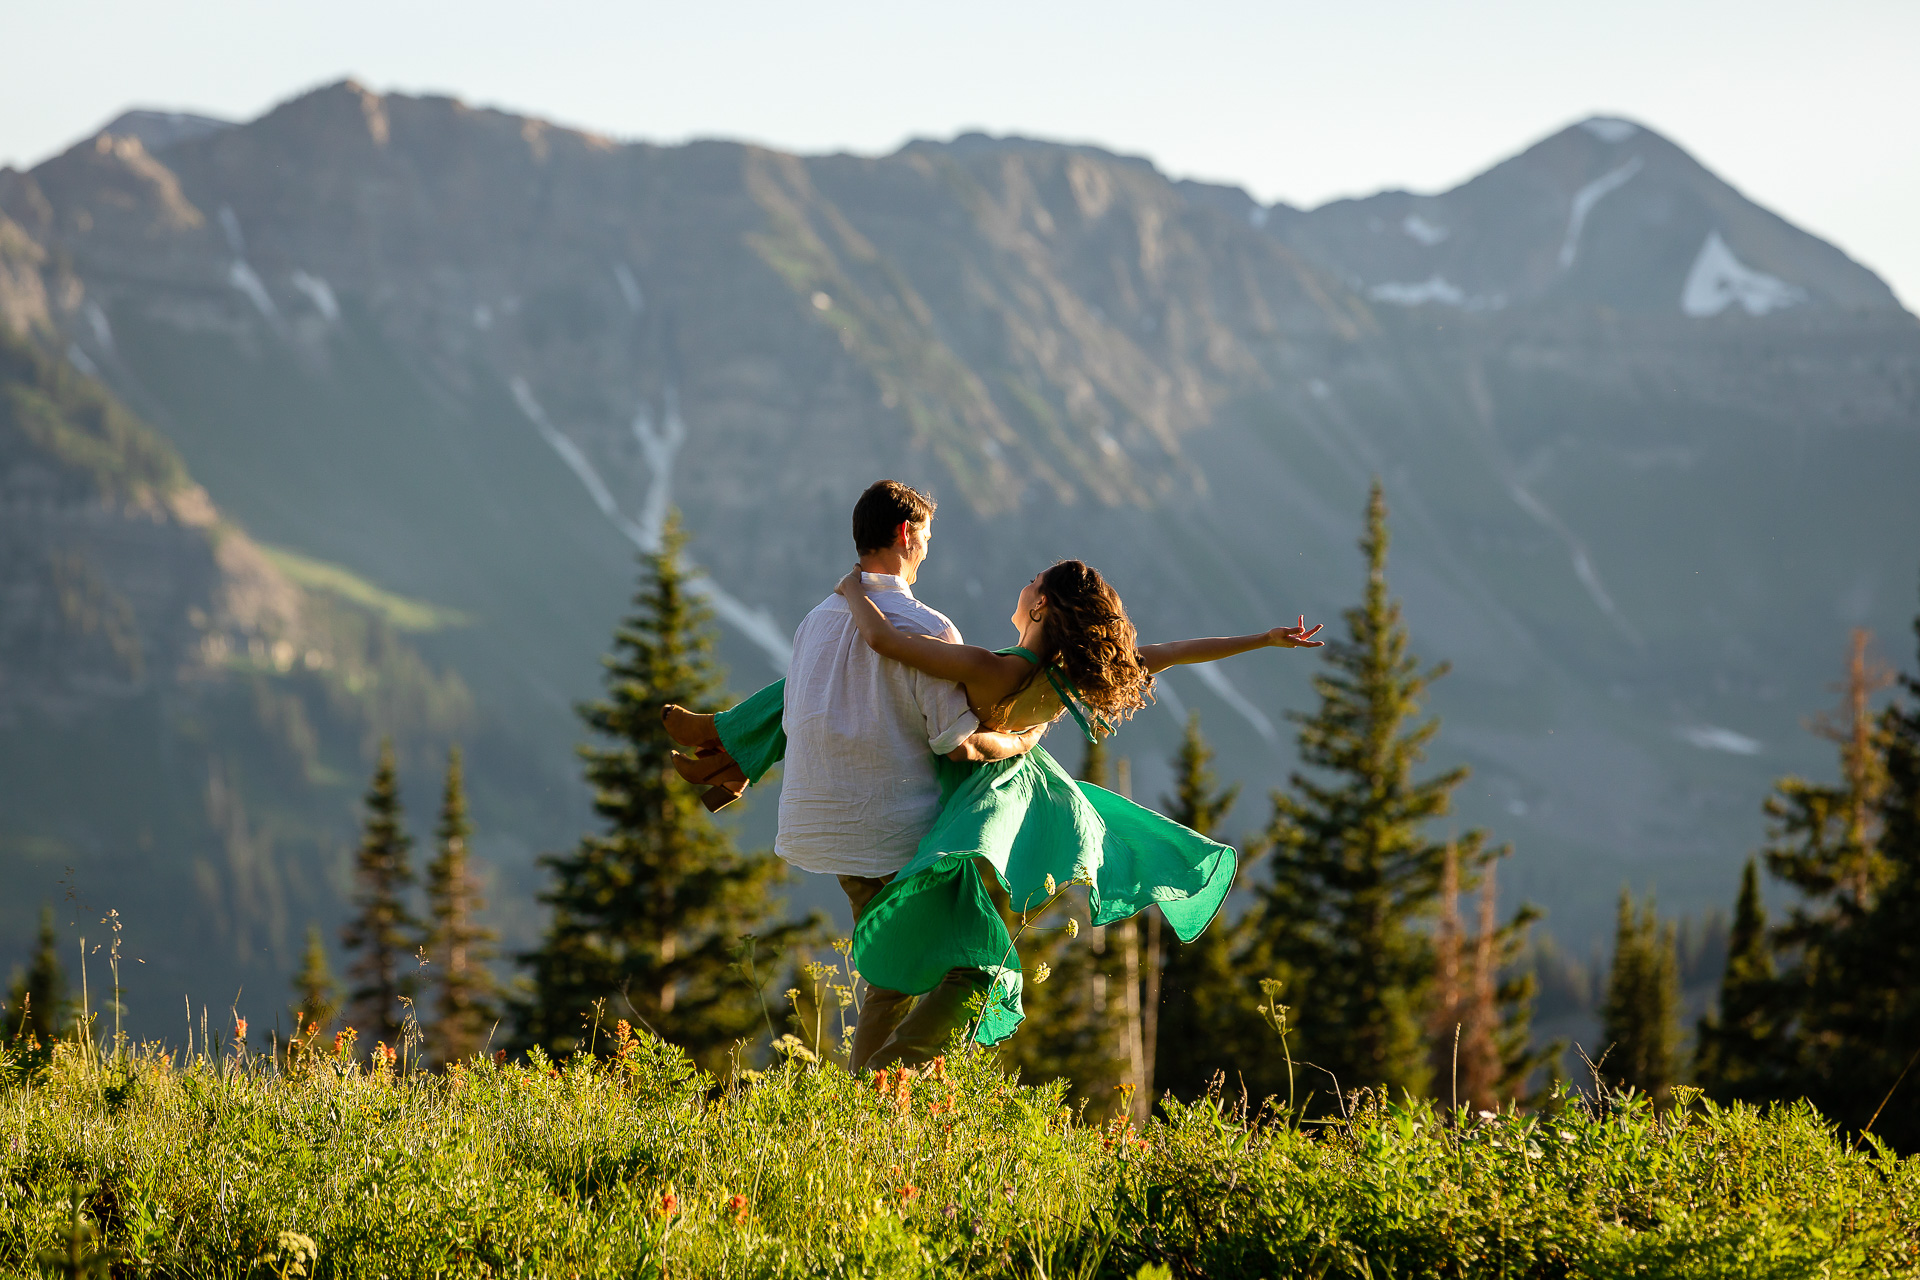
[2,81,1916,1036]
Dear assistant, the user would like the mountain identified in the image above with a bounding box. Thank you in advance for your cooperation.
[2,83,1916,1035]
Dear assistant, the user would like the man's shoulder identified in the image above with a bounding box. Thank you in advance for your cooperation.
[888,594,961,641]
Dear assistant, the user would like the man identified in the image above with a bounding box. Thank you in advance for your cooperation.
[777,480,1041,1072]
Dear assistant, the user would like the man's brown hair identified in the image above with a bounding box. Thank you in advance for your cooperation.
[852,480,937,555]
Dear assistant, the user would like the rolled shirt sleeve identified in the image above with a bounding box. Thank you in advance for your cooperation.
[918,671,980,756]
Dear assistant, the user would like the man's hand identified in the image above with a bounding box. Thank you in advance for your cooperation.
[947,723,1046,763]
[1267,615,1325,649]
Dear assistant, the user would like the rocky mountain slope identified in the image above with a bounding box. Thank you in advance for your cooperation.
[2,83,1916,1032]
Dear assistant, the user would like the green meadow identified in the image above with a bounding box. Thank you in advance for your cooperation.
[4,1023,1917,1279]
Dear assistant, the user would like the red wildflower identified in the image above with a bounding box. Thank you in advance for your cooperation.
[233,1017,248,1040]
[657,1190,679,1217]
[727,1193,749,1225]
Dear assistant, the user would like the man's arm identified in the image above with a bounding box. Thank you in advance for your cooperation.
[947,724,1045,763]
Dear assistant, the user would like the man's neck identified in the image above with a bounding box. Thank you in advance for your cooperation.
[858,552,916,585]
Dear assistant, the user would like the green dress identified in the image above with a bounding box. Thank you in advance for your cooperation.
[712,650,1237,1046]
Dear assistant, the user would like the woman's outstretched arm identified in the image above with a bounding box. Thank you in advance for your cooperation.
[835,570,1012,687]
[1137,616,1324,675]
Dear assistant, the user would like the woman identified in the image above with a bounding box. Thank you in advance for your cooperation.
[665,560,1322,1046]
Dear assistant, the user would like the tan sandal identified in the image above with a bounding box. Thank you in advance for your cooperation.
[661,703,722,751]
[672,749,747,812]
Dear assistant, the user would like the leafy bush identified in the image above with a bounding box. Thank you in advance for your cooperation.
[2,1026,1917,1278]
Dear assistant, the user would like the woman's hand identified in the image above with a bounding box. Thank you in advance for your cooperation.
[835,567,867,600]
[1267,616,1325,648]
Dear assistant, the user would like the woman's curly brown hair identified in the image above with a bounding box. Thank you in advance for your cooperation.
[1020,560,1154,736]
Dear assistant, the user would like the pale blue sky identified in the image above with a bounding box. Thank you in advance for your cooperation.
[6,0,1916,305]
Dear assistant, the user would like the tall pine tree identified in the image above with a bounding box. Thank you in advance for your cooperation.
[1598,890,1680,1105]
[1247,480,1491,1102]
[290,923,340,1033]
[1694,859,1781,1100]
[1152,713,1258,1103]
[425,746,501,1065]
[4,906,68,1045]
[340,738,419,1050]
[521,518,807,1068]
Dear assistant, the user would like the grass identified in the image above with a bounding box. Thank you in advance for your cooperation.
[4,1019,1919,1279]
[258,546,470,634]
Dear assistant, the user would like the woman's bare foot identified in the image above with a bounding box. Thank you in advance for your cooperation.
[661,703,722,751]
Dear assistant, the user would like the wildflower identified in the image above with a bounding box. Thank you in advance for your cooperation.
[1031,962,1053,985]
[333,1027,357,1056]
[259,1230,319,1278]
[380,1042,398,1068]
[657,1189,679,1217]
[1065,918,1079,939]
[1478,1109,1496,1121]
[494,1049,508,1065]
[898,1184,920,1206]
[1043,873,1057,896]
[233,1017,248,1040]
[727,1193,749,1225]
[930,1055,947,1081]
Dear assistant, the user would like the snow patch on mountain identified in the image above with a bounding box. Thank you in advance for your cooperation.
[1681,232,1805,317]
[632,391,689,551]
[1504,480,1643,649]
[1580,118,1640,144]
[510,376,791,670]
[83,300,113,354]
[290,271,339,322]
[217,205,246,256]
[1676,725,1761,755]
[1190,663,1278,745]
[1368,277,1505,311]
[612,263,644,314]
[1402,214,1449,246]
[1558,156,1642,270]
[227,261,277,319]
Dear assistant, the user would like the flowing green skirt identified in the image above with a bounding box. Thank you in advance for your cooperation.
[715,679,1237,1046]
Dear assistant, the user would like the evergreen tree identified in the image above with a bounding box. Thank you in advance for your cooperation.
[1780,606,1920,1147]
[290,924,340,1034]
[1694,859,1781,1100]
[425,746,501,1065]
[521,518,807,1068]
[1152,713,1258,1103]
[1246,480,1490,1101]
[1598,890,1680,1105]
[4,906,68,1045]
[1428,852,1546,1111]
[341,738,420,1050]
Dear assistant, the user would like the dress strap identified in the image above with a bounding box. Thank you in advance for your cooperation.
[993,645,1100,743]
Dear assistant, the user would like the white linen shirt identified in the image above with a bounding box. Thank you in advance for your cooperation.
[774,573,979,878]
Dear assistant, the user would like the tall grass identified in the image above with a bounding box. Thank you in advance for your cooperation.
[4,1013,1918,1278]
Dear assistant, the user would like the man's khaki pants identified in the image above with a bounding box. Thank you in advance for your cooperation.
[839,874,988,1074]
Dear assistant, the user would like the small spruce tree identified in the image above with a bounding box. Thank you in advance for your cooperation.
[425,746,501,1065]
[290,923,341,1034]
[1247,480,1491,1101]
[520,517,807,1068]
[1599,890,1680,1105]
[340,738,420,1051]
[1694,859,1780,1100]
[1152,713,1258,1103]
[4,906,68,1046]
